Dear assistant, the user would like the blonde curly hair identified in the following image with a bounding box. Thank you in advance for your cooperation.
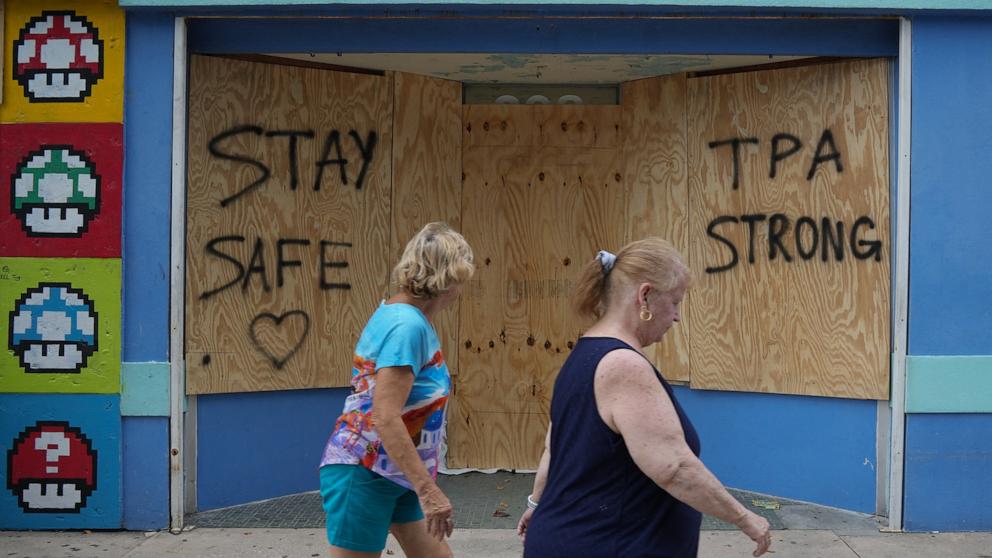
[392,222,475,299]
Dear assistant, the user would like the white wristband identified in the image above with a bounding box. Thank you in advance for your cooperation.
[527,494,539,510]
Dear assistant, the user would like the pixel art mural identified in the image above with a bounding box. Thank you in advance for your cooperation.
[7,422,97,513]
[0,1,124,124]
[12,11,104,103]
[12,147,100,237]
[0,394,119,528]
[0,0,126,531]
[0,123,122,258]
[9,283,98,374]
[0,258,120,394]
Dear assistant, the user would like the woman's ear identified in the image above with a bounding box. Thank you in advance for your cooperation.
[637,282,652,306]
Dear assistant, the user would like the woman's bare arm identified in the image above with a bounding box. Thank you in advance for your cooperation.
[372,366,453,540]
[595,350,771,557]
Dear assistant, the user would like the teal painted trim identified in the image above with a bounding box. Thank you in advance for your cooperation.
[906,356,992,413]
[119,0,992,9]
[121,362,171,417]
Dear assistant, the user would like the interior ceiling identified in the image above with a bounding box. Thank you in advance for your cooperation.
[271,53,808,84]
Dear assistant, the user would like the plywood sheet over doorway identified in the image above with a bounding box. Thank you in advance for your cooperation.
[687,59,890,399]
[186,55,394,394]
[449,105,627,469]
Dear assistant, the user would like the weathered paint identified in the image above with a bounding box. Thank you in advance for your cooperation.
[121,362,170,417]
[0,0,125,124]
[0,394,121,529]
[0,258,121,394]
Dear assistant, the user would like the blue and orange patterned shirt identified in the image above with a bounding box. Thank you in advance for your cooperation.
[320,301,450,489]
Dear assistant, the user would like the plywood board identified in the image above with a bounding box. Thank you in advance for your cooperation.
[687,59,890,399]
[185,55,392,394]
[621,74,691,383]
[390,71,463,377]
[450,104,625,469]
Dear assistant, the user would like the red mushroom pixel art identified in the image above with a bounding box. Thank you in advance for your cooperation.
[13,11,104,102]
[7,421,97,513]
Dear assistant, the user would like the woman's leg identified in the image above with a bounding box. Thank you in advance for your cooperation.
[390,520,453,558]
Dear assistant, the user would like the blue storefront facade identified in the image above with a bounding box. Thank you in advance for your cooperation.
[1,0,990,533]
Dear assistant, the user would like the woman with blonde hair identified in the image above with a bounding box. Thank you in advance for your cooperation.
[319,222,473,558]
[518,238,772,558]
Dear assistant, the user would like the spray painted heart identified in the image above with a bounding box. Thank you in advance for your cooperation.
[249,310,310,370]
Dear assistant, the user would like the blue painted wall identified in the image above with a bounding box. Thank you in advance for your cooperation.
[123,11,175,363]
[909,16,992,357]
[904,414,992,531]
[186,17,897,56]
[903,15,992,531]
[675,387,877,513]
[113,10,893,516]
[122,417,170,529]
[196,388,349,510]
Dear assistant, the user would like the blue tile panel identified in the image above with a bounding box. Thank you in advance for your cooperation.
[904,413,992,531]
[906,356,992,413]
[121,362,170,417]
[122,417,169,530]
[0,395,121,529]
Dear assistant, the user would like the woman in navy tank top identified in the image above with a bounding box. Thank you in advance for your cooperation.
[518,238,772,558]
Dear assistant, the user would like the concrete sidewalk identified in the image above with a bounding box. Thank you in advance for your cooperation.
[3,528,992,558]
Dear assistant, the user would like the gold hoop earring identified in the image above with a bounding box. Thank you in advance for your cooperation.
[639,306,653,322]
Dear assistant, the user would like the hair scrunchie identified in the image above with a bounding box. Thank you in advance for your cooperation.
[596,250,617,275]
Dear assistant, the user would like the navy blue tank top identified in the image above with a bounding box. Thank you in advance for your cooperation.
[524,337,702,558]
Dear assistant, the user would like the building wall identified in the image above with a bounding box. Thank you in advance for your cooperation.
[6,3,989,532]
[904,15,992,532]
[0,0,127,530]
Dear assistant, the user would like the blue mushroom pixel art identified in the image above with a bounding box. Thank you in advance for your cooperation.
[8,283,98,374]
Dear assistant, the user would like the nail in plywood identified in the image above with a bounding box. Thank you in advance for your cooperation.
[687,59,890,400]
[621,74,692,383]
[185,55,392,394]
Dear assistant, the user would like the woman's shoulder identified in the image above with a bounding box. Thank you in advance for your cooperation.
[596,347,657,385]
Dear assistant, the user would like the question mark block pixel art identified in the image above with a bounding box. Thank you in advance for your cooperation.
[0,257,120,394]
[0,394,120,528]
[0,0,125,124]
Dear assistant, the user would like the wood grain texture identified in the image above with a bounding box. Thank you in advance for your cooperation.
[687,59,890,400]
[450,105,625,468]
[185,55,393,394]
[621,74,691,383]
[390,71,464,378]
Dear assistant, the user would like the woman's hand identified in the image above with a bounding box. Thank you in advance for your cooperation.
[418,482,454,541]
[736,510,772,557]
[517,507,534,543]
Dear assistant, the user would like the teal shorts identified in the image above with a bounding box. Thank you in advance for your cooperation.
[319,464,424,552]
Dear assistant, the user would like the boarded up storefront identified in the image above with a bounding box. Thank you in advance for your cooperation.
[185,55,889,469]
